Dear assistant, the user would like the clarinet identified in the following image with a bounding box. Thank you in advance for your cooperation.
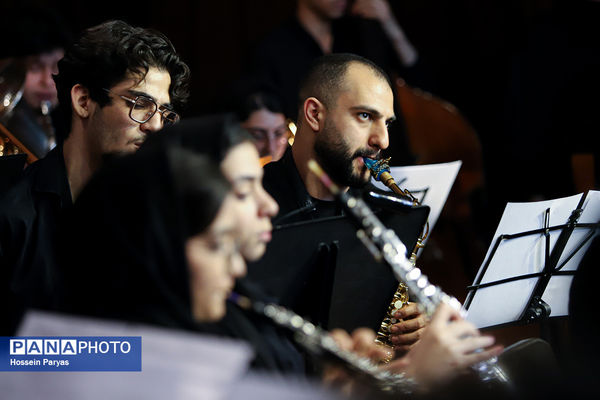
[307,159,511,385]
[228,292,417,395]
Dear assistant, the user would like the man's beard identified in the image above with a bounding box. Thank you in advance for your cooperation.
[313,119,377,188]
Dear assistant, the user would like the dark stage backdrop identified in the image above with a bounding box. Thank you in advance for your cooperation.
[2,0,570,122]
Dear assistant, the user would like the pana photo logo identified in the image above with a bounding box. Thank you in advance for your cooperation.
[0,336,142,371]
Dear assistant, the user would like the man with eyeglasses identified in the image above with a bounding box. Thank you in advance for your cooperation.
[0,20,190,334]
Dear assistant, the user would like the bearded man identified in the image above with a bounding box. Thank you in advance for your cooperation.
[260,53,426,355]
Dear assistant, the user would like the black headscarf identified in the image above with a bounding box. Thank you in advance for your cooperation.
[143,116,306,373]
[57,143,230,330]
[142,113,253,165]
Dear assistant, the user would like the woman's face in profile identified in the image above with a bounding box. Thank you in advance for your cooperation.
[186,196,246,322]
[220,142,279,262]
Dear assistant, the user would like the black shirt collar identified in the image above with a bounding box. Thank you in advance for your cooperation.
[31,146,72,208]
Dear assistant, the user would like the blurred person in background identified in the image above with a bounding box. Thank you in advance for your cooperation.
[251,0,422,118]
[0,19,190,335]
[0,5,72,158]
[237,91,290,163]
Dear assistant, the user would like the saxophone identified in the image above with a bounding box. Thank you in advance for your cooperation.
[308,159,511,385]
[363,157,428,354]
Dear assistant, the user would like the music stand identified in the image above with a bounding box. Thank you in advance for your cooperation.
[464,191,600,329]
[246,191,429,333]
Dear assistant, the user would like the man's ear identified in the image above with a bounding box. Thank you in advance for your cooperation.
[303,97,325,132]
[71,84,93,119]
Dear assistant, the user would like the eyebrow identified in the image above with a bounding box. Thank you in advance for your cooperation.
[350,106,396,123]
[128,89,173,109]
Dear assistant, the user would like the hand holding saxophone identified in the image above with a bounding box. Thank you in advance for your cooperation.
[389,302,429,355]
[323,308,501,394]
[308,158,511,387]
[385,303,503,391]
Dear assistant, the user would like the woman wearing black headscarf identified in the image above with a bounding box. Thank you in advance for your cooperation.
[56,115,305,375]
[144,113,279,263]
[141,115,306,373]
[135,116,504,387]
[57,143,244,329]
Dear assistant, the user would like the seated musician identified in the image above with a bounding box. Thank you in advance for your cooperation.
[262,53,426,355]
[56,118,502,395]
[236,91,291,163]
[0,20,190,335]
[0,5,71,159]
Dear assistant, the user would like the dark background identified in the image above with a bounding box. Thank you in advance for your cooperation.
[3,0,592,119]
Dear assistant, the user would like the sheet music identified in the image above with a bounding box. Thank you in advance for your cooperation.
[1,311,253,400]
[556,190,600,271]
[466,191,600,329]
[371,161,461,244]
[545,190,600,316]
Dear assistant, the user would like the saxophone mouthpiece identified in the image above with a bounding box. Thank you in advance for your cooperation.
[364,157,410,199]
[363,157,392,182]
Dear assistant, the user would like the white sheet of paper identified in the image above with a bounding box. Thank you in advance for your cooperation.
[2,311,253,400]
[226,372,342,400]
[466,191,600,329]
[371,161,461,245]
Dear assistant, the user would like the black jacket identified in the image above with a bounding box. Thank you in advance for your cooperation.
[0,146,72,334]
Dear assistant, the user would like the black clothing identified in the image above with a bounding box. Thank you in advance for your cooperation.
[262,148,347,226]
[0,146,71,334]
[141,112,248,165]
[0,154,27,193]
[252,17,426,119]
[58,146,224,329]
[255,148,428,332]
[201,279,305,374]
[262,148,370,225]
[262,147,319,225]
[58,119,304,375]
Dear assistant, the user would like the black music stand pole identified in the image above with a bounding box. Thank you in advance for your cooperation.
[464,191,599,329]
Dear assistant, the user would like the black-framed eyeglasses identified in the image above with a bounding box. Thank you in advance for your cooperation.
[103,88,179,126]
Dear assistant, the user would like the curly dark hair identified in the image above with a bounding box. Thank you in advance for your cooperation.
[54,20,190,136]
